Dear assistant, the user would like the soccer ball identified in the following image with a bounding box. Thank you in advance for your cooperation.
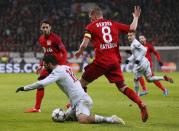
[51,108,65,122]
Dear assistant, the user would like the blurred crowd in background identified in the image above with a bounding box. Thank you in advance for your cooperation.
[0,0,178,53]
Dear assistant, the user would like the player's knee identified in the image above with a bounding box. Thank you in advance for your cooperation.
[38,76,46,80]
[37,88,44,91]
[134,78,139,82]
[115,81,127,92]
[80,78,89,87]
[146,77,152,82]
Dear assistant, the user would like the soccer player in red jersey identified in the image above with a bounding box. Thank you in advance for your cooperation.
[75,7,148,122]
[25,19,67,112]
[138,35,169,96]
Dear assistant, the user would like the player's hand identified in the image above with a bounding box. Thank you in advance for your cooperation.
[159,61,164,66]
[133,6,141,18]
[36,66,43,74]
[125,60,129,64]
[135,60,140,64]
[16,87,24,93]
[125,50,132,54]
[75,50,82,58]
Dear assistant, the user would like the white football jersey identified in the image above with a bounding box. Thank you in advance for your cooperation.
[24,65,87,105]
[128,39,148,65]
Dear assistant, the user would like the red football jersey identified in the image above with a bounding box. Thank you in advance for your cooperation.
[39,32,67,65]
[85,19,129,65]
[144,42,161,67]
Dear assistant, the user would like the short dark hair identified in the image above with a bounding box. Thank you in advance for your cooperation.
[128,30,136,34]
[43,55,58,65]
[40,19,51,26]
[139,34,146,38]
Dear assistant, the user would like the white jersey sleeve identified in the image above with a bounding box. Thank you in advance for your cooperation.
[128,54,134,62]
[24,68,62,91]
[131,39,147,62]
[23,65,88,106]
[135,43,147,61]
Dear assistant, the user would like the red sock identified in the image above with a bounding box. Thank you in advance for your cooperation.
[35,88,44,109]
[123,87,144,109]
[139,77,147,91]
[153,81,165,92]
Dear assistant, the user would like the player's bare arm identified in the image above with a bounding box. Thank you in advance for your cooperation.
[75,37,90,58]
[130,6,141,30]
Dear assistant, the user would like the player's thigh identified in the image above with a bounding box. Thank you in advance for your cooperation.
[75,96,93,117]
[82,63,105,82]
[105,65,124,83]
[38,68,49,80]
[144,63,152,78]
[133,69,143,80]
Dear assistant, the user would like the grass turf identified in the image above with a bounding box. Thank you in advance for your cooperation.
[0,72,179,131]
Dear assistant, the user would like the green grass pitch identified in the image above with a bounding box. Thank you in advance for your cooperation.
[0,72,179,131]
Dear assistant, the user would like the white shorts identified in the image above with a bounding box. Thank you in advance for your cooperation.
[133,60,152,79]
[65,95,93,121]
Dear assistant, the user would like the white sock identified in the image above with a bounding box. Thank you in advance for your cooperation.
[104,117,113,123]
[94,115,105,123]
[149,76,164,82]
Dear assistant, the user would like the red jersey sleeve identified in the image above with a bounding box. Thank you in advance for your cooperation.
[114,22,130,34]
[54,35,68,63]
[84,25,92,39]
[54,35,64,49]
[149,44,161,61]
[38,36,44,66]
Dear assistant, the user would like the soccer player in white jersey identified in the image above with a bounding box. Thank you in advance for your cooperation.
[16,55,125,124]
[126,30,173,96]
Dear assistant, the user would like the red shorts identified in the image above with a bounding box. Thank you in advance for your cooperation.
[38,68,49,80]
[82,62,124,83]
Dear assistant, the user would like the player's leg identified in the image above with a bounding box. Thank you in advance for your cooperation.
[77,114,125,124]
[34,88,44,110]
[25,69,49,113]
[134,78,140,96]
[144,62,166,82]
[80,62,106,92]
[138,77,149,96]
[79,78,89,92]
[136,73,148,96]
[133,69,145,96]
[75,96,125,124]
[105,64,148,122]
[139,77,148,92]
[145,69,173,83]
[151,71,167,95]
[115,81,148,122]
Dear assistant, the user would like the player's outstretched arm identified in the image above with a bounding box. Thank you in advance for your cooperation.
[158,61,164,66]
[16,83,44,93]
[16,69,61,93]
[75,37,90,58]
[16,87,24,93]
[130,6,141,30]
[150,45,163,66]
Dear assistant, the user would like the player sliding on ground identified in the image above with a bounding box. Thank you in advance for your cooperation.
[126,30,173,96]
[16,55,125,124]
